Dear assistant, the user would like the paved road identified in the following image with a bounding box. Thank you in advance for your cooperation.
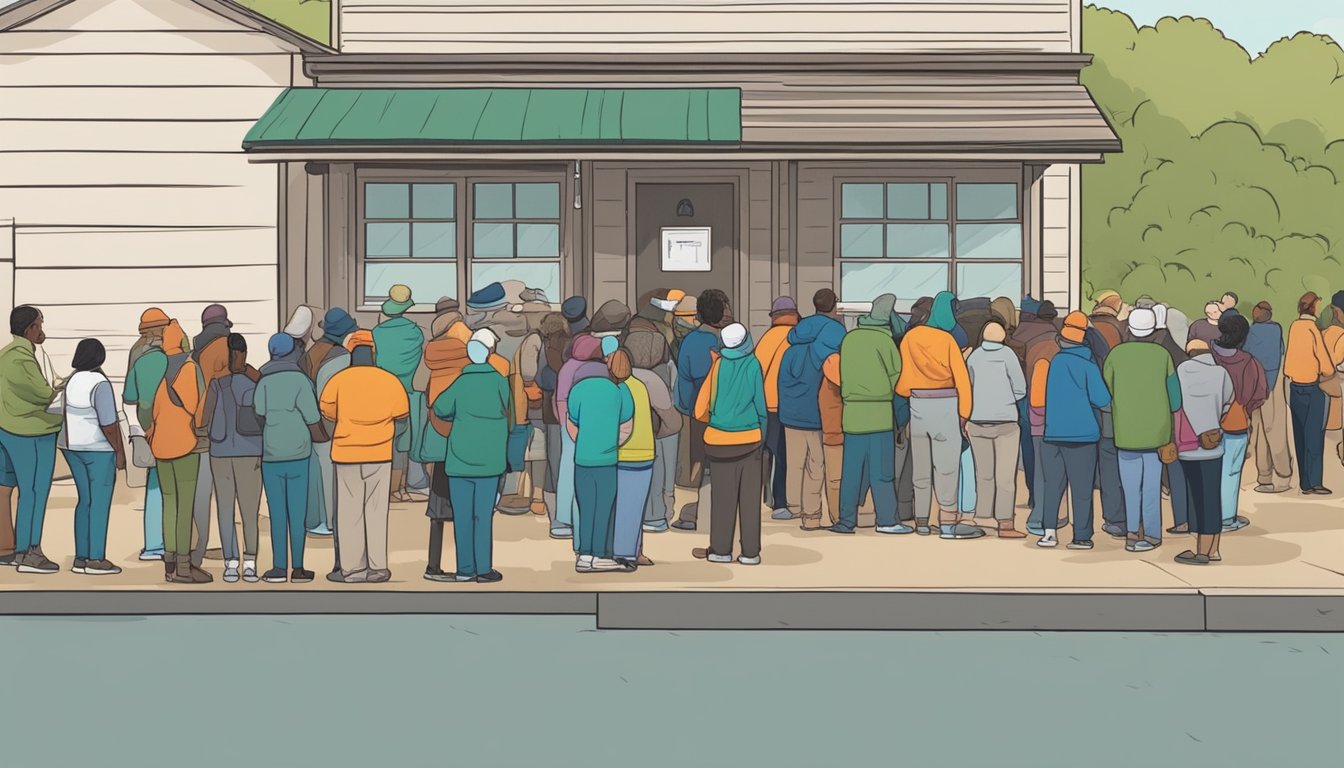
[3,616,1337,766]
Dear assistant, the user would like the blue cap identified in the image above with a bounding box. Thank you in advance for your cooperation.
[561,296,587,321]
[268,333,294,359]
[466,282,507,311]
[319,308,357,343]
[1021,295,1041,315]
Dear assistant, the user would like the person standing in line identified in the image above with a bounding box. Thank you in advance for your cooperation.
[150,335,211,584]
[830,295,906,535]
[203,334,264,583]
[1187,302,1224,348]
[1088,293,1126,351]
[535,312,570,533]
[434,338,511,583]
[625,331,679,545]
[1104,308,1181,552]
[302,308,357,537]
[1173,340,1234,565]
[754,296,798,519]
[254,334,322,584]
[420,313,471,582]
[965,321,1027,539]
[0,307,63,574]
[777,289,845,530]
[319,342,410,584]
[190,303,237,569]
[1211,314,1267,534]
[1321,293,1344,454]
[1037,312,1111,550]
[690,323,768,565]
[609,349,657,570]
[568,349,636,573]
[671,289,730,530]
[1012,297,1059,511]
[1246,302,1293,493]
[122,308,177,562]
[1284,292,1334,495]
[896,291,979,540]
[372,284,426,504]
[553,333,609,541]
[819,347,856,529]
[57,339,126,575]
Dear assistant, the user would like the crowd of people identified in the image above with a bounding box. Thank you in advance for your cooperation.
[0,279,1335,583]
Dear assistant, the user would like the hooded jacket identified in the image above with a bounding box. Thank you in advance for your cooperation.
[675,325,721,415]
[423,335,471,438]
[555,334,609,423]
[434,363,511,478]
[1102,339,1181,451]
[777,314,845,430]
[896,293,974,420]
[371,315,426,393]
[1042,342,1111,443]
[839,323,902,435]
[695,332,768,445]
[966,341,1026,424]
[754,311,799,413]
[1176,353,1234,461]
[1213,343,1268,434]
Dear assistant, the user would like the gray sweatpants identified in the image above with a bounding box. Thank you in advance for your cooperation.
[909,395,962,517]
[644,433,679,524]
[211,455,261,559]
[190,451,217,567]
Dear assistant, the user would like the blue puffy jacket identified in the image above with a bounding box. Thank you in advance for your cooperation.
[674,326,720,415]
[1043,343,1112,443]
[777,314,845,430]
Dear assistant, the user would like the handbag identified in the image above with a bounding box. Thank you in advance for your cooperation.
[1175,409,1199,453]
[1198,428,1223,450]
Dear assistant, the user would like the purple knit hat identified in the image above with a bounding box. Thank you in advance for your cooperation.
[769,296,797,316]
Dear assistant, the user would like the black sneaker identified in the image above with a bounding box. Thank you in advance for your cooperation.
[262,568,288,583]
[326,568,344,583]
[475,570,504,583]
[613,558,640,571]
[424,567,455,583]
[1066,540,1094,550]
[290,568,314,583]
[17,549,58,574]
[0,553,16,568]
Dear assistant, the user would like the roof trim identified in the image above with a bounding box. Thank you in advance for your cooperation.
[0,0,336,54]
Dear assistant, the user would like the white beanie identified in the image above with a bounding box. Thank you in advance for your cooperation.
[1153,304,1169,330]
[284,306,314,339]
[470,327,499,351]
[721,322,748,350]
[1128,307,1157,338]
[467,339,490,365]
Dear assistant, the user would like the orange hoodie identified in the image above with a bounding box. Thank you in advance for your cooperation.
[754,313,799,412]
[424,335,471,437]
[895,325,973,420]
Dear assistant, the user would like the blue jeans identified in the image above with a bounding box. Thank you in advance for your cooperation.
[957,443,976,514]
[143,467,164,555]
[1221,432,1250,524]
[1119,449,1162,540]
[0,429,57,553]
[836,431,897,532]
[62,450,116,561]
[575,465,618,559]
[1288,383,1326,489]
[262,459,309,570]
[449,475,499,577]
[507,424,531,474]
[614,462,654,559]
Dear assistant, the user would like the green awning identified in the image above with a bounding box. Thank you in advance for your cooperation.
[242,88,742,149]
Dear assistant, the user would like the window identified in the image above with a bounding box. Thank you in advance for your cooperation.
[837,180,1022,308]
[362,182,457,305]
[470,182,561,302]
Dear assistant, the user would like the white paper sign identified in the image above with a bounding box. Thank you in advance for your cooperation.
[661,227,712,272]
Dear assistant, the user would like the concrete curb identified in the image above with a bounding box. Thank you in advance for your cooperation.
[2,589,1342,631]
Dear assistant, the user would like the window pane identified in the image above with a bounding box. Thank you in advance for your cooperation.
[957,183,1017,220]
[473,222,515,259]
[517,223,560,258]
[365,261,455,303]
[887,183,929,219]
[515,183,560,219]
[474,184,514,219]
[957,262,1023,301]
[930,183,948,220]
[887,224,949,259]
[366,222,410,258]
[412,184,455,219]
[365,183,409,219]
[956,223,1022,260]
[472,261,559,303]
[839,224,882,258]
[840,262,947,308]
[841,184,884,219]
[412,222,456,259]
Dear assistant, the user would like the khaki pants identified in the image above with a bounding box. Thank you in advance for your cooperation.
[784,427,825,524]
[1253,383,1294,487]
[822,442,874,527]
[335,462,392,575]
[967,422,1019,521]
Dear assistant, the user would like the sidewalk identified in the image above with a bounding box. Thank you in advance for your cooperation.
[2,462,1342,631]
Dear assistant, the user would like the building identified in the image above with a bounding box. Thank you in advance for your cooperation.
[2,0,1119,377]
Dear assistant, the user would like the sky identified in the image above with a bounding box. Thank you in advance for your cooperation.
[1098,0,1344,55]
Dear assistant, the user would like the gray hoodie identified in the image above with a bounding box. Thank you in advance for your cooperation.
[1176,352,1233,461]
[966,342,1027,423]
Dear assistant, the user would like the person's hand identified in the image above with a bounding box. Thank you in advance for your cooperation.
[114,450,127,471]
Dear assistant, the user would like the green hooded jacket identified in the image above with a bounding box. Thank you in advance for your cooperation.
[928,291,958,332]
[841,295,903,434]
[372,316,426,393]
[433,363,511,477]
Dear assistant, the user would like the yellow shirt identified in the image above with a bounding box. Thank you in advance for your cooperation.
[617,375,655,464]
[319,366,411,464]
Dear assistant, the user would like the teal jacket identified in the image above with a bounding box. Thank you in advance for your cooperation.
[707,334,768,437]
[253,365,321,463]
[433,363,511,478]
[372,316,425,393]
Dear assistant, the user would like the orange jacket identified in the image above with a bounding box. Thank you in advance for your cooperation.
[819,353,844,446]
[1284,317,1335,385]
[754,313,798,412]
[895,326,973,420]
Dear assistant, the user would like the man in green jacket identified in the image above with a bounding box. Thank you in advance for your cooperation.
[830,295,906,535]
[0,306,63,573]
[432,339,512,583]
[372,283,426,503]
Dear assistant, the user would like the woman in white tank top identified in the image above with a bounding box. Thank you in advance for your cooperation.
[57,339,126,576]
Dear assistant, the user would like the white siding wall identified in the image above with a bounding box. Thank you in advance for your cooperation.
[1038,0,1081,309]
[0,0,309,382]
[338,0,1077,54]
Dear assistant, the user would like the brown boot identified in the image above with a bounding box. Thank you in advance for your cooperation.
[997,520,1027,539]
[164,555,177,583]
[170,555,194,584]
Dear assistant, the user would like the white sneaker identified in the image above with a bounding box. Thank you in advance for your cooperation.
[223,559,240,583]
[737,555,761,566]
[242,560,259,583]
[707,553,734,563]
[575,555,595,573]
[1037,530,1059,548]
[590,557,630,572]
